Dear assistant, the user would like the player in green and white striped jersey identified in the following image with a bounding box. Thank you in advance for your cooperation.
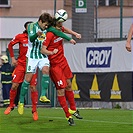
[18,12,76,117]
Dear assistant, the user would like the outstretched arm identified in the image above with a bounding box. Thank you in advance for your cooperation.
[126,24,133,52]
[48,26,76,45]
[48,26,72,41]
[63,27,81,39]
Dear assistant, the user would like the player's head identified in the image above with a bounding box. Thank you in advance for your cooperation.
[1,55,8,63]
[52,17,63,30]
[23,21,33,33]
[55,21,63,30]
[38,13,53,30]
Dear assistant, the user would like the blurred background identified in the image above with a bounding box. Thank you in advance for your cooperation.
[0,0,133,108]
[0,0,132,52]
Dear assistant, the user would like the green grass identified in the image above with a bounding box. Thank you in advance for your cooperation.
[0,107,133,133]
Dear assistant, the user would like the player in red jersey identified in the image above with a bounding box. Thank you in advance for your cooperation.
[4,21,38,121]
[41,16,83,126]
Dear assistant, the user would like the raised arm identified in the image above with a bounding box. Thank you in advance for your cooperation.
[63,27,81,39]
[47,26,72,41]
[126,24,133,52]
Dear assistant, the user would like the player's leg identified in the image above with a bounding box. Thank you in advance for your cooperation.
[50,66,75,126]
[4,65,26,114]
[4,82,19,115]
[65,79,83,119]
[18,58,38,114]
[63,63,83,119]
[14,83,22,106]
[18,73,33,114]
[57,89,75,126]
[30,85,38,121]
[39,58,50,103]
[30,73,38,121]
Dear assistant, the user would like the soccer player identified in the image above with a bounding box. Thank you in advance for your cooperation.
[4,21,38,121]
[17,12,76,115]
[126,23,133,52]
[41,15,83,126]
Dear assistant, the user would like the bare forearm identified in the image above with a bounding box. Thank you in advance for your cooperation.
[64,27,77,36]
[127,24,133,43]
[64,27,81,39]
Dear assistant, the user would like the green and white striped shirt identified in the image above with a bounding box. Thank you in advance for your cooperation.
[27,22,47,59]
[27,22,71,59]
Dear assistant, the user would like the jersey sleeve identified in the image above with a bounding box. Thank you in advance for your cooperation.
[28,23,38,42]
[43,32,54,47]
[47,26,72,41]
[8,34,20,57]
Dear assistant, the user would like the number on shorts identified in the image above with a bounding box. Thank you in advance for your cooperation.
[57,80,63,86]
[13,74,16,80]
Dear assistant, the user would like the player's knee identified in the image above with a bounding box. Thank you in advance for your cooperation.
[30,85,37,92]
[42,66,49,75]
[57,89,65,96]
[11,83,19,90]
[66,81,72,91]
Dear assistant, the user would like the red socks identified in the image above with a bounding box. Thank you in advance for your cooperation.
[58,96,71,118]
[65,90,76,111]
[9,89,17,107]
[31,91,38,112]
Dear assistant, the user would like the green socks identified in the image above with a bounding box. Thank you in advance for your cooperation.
[41,74,50,96]
[19,80,30,103]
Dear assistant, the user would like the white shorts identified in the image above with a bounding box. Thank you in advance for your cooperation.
[26,57,50,73]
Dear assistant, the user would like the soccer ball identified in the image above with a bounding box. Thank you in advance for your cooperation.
[55,9,68,22]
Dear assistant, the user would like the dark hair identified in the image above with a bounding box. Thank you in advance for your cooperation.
[38,13,53,26]
[23,21,33,33]
[52,17,57,27]
[24,21,33,29]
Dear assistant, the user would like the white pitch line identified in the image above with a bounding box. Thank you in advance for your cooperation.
[40,116,132,125]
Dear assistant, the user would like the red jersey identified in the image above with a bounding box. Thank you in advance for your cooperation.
[8,33,28,66]
[43,29,65,65]
[43,28,73,89]
[8,32,37,85]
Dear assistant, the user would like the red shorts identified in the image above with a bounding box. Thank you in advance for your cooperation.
[12,64,37,86]
[50,60,72,90]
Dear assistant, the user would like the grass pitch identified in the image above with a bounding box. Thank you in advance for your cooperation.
[0,107,133,133]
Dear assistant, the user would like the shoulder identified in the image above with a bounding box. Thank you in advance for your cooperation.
[14,33,25,38]
[15,33,21,38]
[28,22,36,30]
[47,32,54,36]
[62,26,65,32]
[46,32,55,40]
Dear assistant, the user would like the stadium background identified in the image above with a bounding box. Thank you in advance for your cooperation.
[0,0,133,109]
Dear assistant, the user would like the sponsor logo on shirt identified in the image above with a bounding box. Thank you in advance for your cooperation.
[23,44,28,47]
[38,34,46,41]
[54,37,63,43]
